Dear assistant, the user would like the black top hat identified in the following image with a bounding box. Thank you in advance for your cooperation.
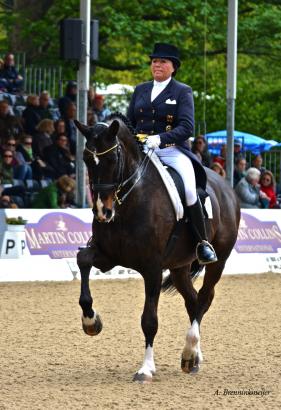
[149,43,181,68]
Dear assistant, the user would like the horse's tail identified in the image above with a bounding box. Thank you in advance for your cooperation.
[161,260,204,294]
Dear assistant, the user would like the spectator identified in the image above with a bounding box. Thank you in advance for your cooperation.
[251,154,266,174]
[37,91,53,121]
[93,94,111,122]
[259,170,279,209]
[233,139,244,162]
[32,174,75,208]
[52,119,66,141]
[16,134,42,180]
[210,161,226,178]
[0,194,18,208]
[0,149,14,184]
[233,157,247,187]
[43,134,75,179]
[32,118,54,159]
[2,137,32,180]
[235,167,268,209]
[0,99,23,144]
[62,101,77,155]
[58,80,77,118]
[22,94,41,135]
[212,143,226,169]
[88,86,96,109]
[191,135,212,167]
[0,53,24,94]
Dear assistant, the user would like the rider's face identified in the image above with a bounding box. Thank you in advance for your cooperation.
[151,58,174,82]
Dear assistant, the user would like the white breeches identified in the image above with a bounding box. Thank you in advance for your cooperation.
[154,146,197,206]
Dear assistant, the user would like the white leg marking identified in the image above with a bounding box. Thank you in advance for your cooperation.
[82,311,96,326]
[182,320,203,363]
[136,345,156,377]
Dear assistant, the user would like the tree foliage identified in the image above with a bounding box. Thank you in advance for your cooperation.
[0,0,281,140]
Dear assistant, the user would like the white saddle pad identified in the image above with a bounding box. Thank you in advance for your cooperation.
[149,152,184,221]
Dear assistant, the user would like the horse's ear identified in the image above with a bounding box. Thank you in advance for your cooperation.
[74,120,91,140]
[107,120,119,139]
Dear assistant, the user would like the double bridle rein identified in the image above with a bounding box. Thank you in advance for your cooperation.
[85,139,152,206]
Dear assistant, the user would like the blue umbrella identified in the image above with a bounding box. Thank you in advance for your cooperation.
[205,130,279,155]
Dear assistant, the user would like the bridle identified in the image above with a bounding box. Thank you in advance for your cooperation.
[85,138,152,206]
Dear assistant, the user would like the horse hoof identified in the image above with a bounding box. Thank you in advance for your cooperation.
[133,373,153,384]
[82,314,103,336]
[181,355,200,374]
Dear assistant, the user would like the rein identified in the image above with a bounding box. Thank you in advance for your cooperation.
[85,140,152,206]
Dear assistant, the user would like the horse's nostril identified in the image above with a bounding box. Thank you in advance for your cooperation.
[105,208,112,219]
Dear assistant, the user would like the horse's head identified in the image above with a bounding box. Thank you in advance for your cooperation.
[75,119,121,223]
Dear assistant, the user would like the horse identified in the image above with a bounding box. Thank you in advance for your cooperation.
[75,114,240,383]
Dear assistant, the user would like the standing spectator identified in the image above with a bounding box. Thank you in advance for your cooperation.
[32,119,54,159]
[58,80,77,118]
[37,91,53,121]
[233,157,247,187]
[191,135,212,167]
[259,170,279,209]
[233,139,244,162]
[22,95,41,135]
[0,100,23,144]
[43,134,75,179]
[235,167,268,209]
[0,53,24,94]
[63,101,77,155]
[251,154,266,174]
[212,143,226,169]
[93,94,111,122]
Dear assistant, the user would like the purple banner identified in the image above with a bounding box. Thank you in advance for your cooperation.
[25,212,92,259]
[235,212,281,253]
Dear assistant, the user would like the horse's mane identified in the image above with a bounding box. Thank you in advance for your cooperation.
[107,112,144,153]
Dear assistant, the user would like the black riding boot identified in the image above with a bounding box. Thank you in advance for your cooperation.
[187,199,217,265]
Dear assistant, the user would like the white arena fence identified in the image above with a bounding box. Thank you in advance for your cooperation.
[0,208,280,282]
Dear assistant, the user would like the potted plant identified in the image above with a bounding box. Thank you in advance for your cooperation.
[5,216,28,232]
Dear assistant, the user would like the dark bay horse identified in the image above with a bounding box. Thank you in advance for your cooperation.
[75,115,240,383]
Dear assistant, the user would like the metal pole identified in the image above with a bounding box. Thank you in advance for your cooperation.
[226,0,238,187]
[76,0,91,207]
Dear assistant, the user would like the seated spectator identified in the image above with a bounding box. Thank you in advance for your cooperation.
[32,118,54,159]
[210,161,226,178]
[251,154,266,174]
[62,101,77,155]
[192,135,212,167]
[43,134,75,179]
[58,80,77,118]
[37,91,53,121]
[212,143,226,169]
[2,137,32,180]
[93,94,111,122]
[16,134,43,180]
[0,149,14,184]
[32,175,75,208]
[259,170,280,209]
[0,53,24,94]
[0,99,23,144]
[235,167,268,209]
[0,194,18,208]
[52,119,66,141]
[233,157,247,187]
[22,94,41,135]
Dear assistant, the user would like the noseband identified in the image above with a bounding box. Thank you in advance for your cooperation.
[85,139,152,206]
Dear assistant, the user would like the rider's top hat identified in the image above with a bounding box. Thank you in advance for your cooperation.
[149,43,181,68]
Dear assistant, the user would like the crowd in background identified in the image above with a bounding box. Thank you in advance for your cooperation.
[0,51,280,210]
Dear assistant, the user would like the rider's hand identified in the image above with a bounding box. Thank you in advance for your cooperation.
[146,135,161,149]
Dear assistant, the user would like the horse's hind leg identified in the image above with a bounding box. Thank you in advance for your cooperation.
[169,267,202,374]
[77,248,102,336]
[133,270,162,383]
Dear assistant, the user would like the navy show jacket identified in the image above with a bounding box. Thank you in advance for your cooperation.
[127,78,206,189]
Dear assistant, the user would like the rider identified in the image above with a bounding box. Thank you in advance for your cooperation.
[127,43,217,264]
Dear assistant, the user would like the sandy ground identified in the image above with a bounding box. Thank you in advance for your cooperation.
[0,273,280,410]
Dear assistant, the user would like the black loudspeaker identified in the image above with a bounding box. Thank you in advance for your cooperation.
[60,19,83,60]
[90,19,99,61]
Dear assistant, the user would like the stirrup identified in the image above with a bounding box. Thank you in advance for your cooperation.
[196,240,218,265]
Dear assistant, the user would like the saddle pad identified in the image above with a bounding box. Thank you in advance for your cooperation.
[149,152,184,221]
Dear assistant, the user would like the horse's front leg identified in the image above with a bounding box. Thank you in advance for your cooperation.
[133,270,162,383]
[77,247,103,336]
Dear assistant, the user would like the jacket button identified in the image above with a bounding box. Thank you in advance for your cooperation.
[139,108,143,112]
[152,120,155,123]
[141,119,144,123]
